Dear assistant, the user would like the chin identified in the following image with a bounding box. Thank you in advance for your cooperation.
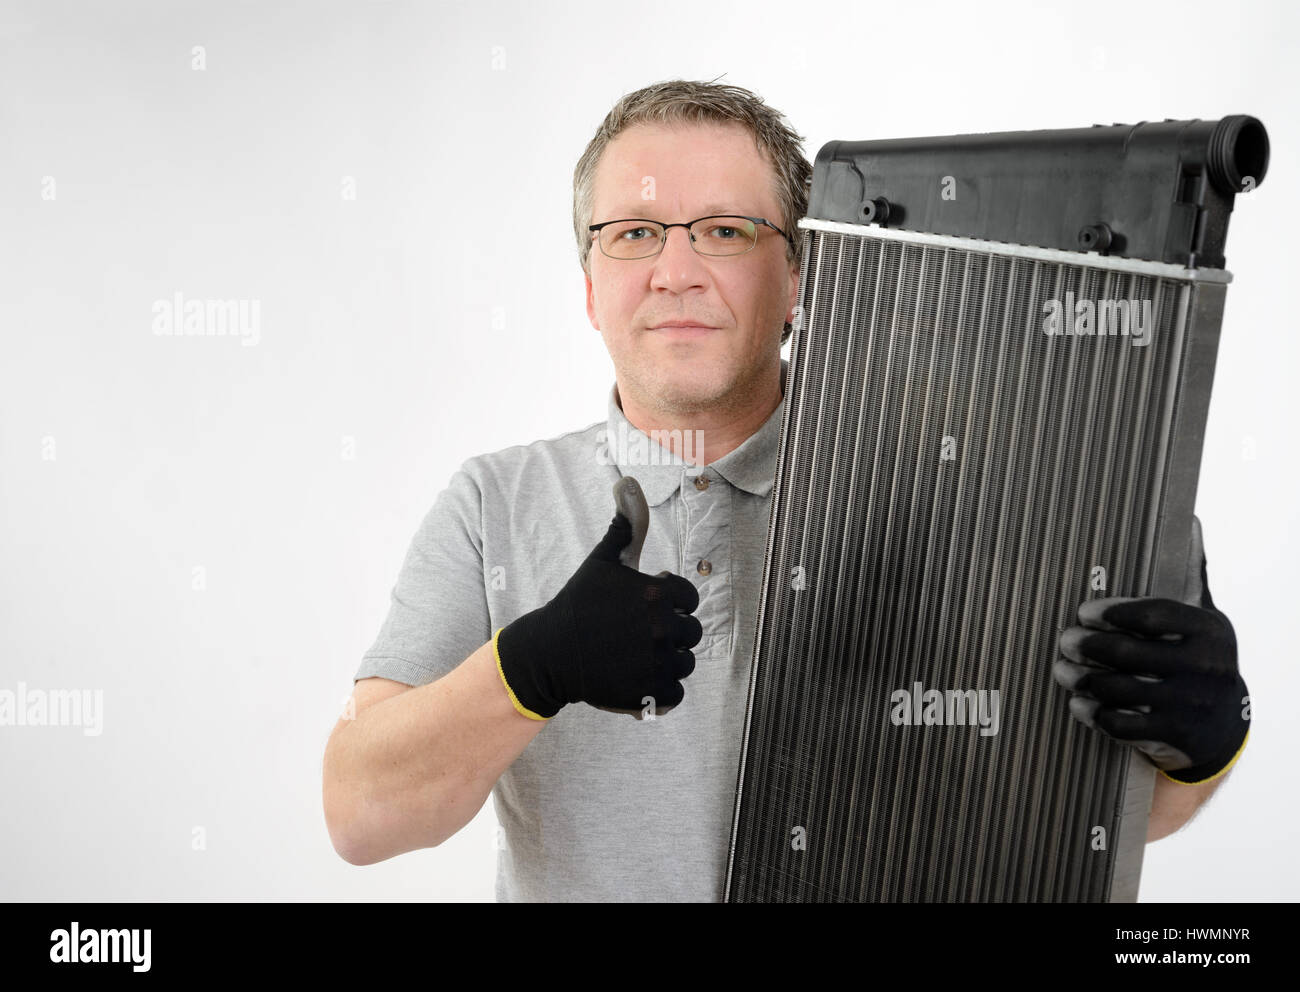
[657,365,736,405]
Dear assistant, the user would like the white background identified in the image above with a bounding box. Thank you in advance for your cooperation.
[1,0,1295,901]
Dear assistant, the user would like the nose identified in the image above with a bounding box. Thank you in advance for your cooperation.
[650,225,709,293]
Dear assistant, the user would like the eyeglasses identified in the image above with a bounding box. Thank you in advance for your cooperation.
[589,214,795,260]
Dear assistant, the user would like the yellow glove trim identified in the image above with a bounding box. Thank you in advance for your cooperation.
[493,626,550,722]
[1158,728,1249,786]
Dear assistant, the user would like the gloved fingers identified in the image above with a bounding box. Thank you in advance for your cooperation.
[670,611,703,650]
[1059,626,1183,676]
[1053,659,1164,707]
[1053,656,1102,691]
[1069,695,1192,750]
[1068,695,1197,769]
[651,678,685,712]
[667,646,696,681]
[653,571,701,613]
[1067,696,1155,740]
[646,603,702,644]
[1076,596,1220,639]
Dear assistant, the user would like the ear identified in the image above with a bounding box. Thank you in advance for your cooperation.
[585,268,600,331]
[785,260,800,324]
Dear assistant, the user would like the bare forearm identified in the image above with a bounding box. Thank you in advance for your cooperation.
[1146,768,1226,842]
[324,638,545,864]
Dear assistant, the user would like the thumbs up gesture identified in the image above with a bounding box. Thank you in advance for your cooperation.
[494,476,704,720]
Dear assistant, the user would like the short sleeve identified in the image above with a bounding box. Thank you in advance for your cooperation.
[355,463,491,687]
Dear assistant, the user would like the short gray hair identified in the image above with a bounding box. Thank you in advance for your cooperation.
[573,79,812,344]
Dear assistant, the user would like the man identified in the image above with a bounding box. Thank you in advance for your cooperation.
[322,79,1250,901]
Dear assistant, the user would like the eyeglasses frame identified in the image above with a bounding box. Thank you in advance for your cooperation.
[588,214,796,259]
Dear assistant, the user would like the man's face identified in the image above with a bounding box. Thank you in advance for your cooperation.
[585,121,799,415]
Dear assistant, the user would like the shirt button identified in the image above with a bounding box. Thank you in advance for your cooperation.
[697,559,712,576]
[693,474,710,491]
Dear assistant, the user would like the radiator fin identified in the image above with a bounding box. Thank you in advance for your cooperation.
[727,228,1196,902]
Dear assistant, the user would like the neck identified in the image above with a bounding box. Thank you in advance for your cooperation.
[616,360,783,466]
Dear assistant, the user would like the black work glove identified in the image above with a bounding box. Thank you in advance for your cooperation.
[1053,517,1250,784]
[493,476,703,721]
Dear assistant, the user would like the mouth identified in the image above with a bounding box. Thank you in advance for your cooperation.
[648,323,720,338]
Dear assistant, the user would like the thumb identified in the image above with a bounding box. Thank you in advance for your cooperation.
[590,475,649,569]
[1180,514,1214,610]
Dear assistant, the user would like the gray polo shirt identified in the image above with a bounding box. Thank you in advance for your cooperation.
[355,360,787,901]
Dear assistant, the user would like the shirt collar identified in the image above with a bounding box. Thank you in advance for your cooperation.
[603,359,787,507]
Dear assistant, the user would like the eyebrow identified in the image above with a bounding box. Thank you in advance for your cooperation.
[604,203,747,218]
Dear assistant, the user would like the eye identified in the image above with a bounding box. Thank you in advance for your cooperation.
[620,226,655,241]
